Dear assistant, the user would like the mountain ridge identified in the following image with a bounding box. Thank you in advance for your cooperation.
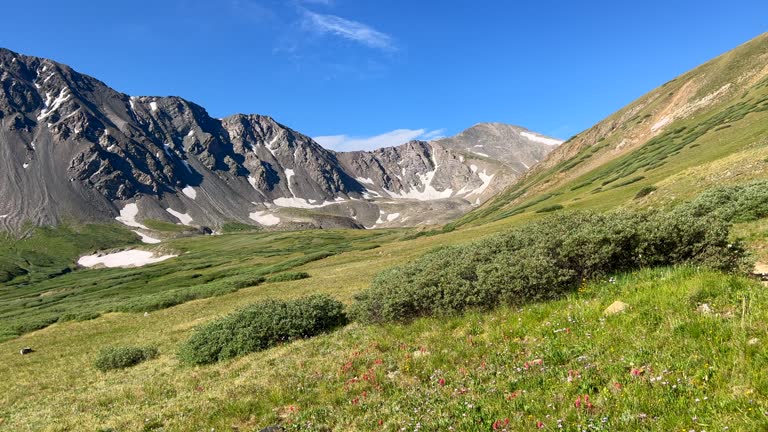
[0,47,559,233]
[452,32,768,227]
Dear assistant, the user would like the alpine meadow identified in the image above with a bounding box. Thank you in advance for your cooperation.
[1,6,768,432]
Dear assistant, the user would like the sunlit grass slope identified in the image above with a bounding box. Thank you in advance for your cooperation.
[2,267,766,431]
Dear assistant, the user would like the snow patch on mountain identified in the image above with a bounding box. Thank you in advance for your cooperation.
[116,203,148,229]
[520,131,563,146]
[182,186,197,200]
[78,250,176,268]
[133,230,162,244]
[355,177,375,185]
[166,208,194,225]
[37,88,71,121]
[468,170,495,197]
[249,210,280,226]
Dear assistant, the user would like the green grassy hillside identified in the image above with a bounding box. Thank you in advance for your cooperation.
[0,228,397,342]
[2,266,766,431]
[1,33,768,432]
[452,33,768,228]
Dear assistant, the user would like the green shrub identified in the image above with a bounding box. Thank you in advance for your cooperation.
[351,209,747,324]
[675,180,768,222]
[232,276,267,289]
[221,222,262,233]
[12,316,61,335]
[178,295,347,365]
[94,346,159,371]
[266,272,310,283]
[0,261,28,283]
[634,185,657,199]
[536,204,564,213]
[58,311,100,322]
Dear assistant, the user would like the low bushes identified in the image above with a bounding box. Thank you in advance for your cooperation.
[350,209,748,323]
[536,204,564,213]
[634,185,657,199]
[266,271,310,283]
[675,180,768,222]
[232,276,267,289]
[58,311,100,322]
[94,346,159,371]
[178,294,347,365]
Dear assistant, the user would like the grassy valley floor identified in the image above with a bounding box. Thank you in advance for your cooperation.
[1,264,766,431]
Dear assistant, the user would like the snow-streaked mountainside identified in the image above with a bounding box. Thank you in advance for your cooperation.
[0,48,560,232]
[434,123,559,172]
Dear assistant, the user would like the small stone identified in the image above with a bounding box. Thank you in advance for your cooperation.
[603,301,629,316]
[144,312,149,317]
[753,262,768,275]
[696,303,713,315]
[748,338,759,346]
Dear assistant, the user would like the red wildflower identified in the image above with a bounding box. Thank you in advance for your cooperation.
[492,418,510,430]
[438,378,446,386]
[536,421,545,428]
[574,394,593,410]
[567,369,580,382]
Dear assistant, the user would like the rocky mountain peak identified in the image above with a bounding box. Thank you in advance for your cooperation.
[0,49,559,232]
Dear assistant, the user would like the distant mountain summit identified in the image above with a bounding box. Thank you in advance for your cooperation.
[0,48,559,232]
[434,123,561,172]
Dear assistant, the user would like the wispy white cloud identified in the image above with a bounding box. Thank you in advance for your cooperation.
[314,128,445,151]
[301,9,395,51]
[421,129,446,140]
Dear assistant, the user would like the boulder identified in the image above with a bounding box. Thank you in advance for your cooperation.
[696,303,713,315]
[603,301,629,316]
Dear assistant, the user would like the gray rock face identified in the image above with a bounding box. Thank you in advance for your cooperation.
[0,48,560,231]
[434,123,561,173]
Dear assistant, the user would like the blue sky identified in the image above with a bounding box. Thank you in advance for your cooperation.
[2,1,766,150]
